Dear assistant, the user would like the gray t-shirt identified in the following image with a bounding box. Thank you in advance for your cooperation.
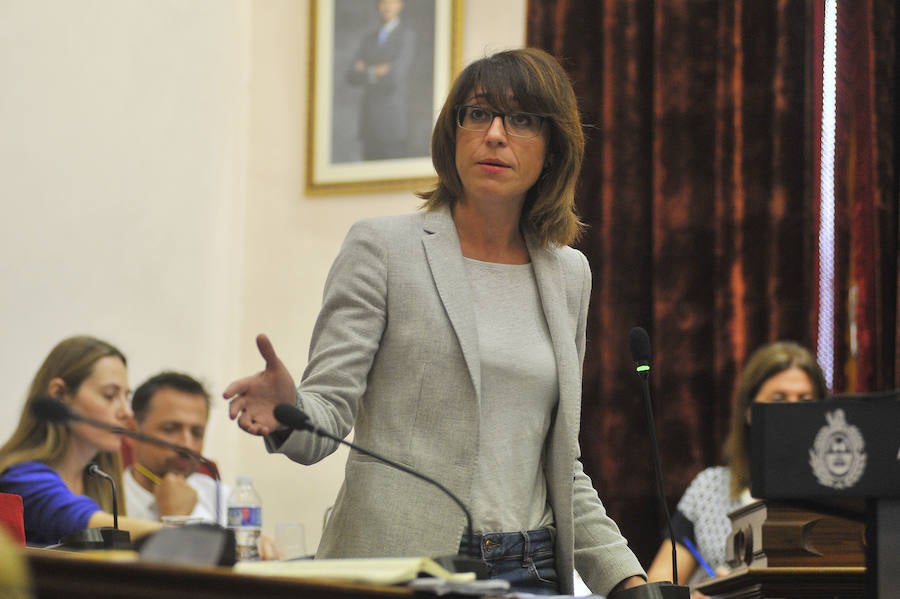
[463,257,557,533]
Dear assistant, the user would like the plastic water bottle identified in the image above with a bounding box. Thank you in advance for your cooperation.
[227,475,262,561]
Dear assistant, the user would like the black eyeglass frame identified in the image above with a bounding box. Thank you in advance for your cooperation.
[455,105,547,139]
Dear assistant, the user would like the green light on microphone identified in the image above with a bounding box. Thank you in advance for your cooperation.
[636,365,650,373]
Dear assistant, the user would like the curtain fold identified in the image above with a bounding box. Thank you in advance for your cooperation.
[528,0,822,566]
[831,0,898,392]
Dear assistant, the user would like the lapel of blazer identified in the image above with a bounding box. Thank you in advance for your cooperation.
[526,237,579,431]
[422,207,482,401]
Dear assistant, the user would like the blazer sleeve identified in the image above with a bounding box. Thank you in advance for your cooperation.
[268,220,389,464]
[572,249,590,366]
[572,457,646,592]
[566,249,646,592]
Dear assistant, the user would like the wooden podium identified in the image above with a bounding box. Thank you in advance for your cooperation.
[694,501,866,599]
[695,566,865,599]
[723,500,865,569]
[704,395,899,598]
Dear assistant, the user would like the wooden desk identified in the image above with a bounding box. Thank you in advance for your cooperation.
[694,566,866,599]
[26,549,415,599]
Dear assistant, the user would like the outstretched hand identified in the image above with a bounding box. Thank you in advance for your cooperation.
[223,334,297,436]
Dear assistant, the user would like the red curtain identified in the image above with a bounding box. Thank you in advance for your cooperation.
[527,0,898,566]
[829,0,898,392]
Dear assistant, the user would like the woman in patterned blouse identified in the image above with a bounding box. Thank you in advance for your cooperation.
[646,341,827,593]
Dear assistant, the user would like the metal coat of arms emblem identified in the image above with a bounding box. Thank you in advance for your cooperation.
[808,408,867,489]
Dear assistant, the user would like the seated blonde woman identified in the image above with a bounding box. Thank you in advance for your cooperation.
[0,336,161,545]
[647,341,828,594]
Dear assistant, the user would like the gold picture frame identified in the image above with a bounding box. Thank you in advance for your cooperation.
[306,0,463,195]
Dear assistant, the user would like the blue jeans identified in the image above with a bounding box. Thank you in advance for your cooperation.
[459,527,559,595]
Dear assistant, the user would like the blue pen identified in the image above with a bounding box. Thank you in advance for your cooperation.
[681,537,716,577]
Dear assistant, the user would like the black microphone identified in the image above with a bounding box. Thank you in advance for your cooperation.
[32,396,223,527]
[273,403,487,578]
[629,326,651,381]
[87,462,119,529]
[613,327,689,599]
[44,461,132,550]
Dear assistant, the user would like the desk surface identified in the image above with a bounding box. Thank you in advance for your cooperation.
[695,566,866,599]
[26,549,415,599]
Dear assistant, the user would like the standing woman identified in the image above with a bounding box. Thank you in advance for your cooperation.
[225,48,646,595]
[0,336,161,545]
[646,341,828,591]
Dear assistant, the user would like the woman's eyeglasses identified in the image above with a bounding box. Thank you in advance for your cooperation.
[456,105,545,139]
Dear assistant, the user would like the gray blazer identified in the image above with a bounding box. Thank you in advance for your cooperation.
[272,206,644,595]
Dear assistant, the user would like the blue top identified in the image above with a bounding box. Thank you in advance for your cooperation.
[0,461,100,545]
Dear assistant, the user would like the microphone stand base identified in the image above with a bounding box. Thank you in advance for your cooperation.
[432,554,490,579]
[136,523,236,567]
[609,581,690,599]
[56,527,132,550]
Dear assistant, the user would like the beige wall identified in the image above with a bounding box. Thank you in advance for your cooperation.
[0,0,525,551]
[1,0,248,458]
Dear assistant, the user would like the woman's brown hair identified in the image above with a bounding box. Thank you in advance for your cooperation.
[0,336,128,514]
[418,47,585,247]
[724,341,828,498]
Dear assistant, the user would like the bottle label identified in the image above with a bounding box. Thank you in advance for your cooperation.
[227,506,262,528]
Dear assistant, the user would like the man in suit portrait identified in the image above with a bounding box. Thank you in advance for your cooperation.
[346,0,416,161]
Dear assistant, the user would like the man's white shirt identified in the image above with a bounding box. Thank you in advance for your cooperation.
[124,467,229,525]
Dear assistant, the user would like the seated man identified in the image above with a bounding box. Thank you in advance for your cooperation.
[124,372,227,524]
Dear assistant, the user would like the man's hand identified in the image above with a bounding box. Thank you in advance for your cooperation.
[224,334,298,436]
[155,473,199,517]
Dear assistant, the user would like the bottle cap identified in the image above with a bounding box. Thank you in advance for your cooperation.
[237,475,253,485]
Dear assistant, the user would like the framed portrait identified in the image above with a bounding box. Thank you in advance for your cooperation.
[306,0,463,195]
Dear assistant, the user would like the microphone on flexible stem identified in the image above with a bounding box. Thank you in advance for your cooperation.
[31,395,224,527]
[272,403,488,579]
[63,462,132,549]
[609,328,689,599]
[33,396,236,564]
[44,458,132,549]
[87,462,119,529]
